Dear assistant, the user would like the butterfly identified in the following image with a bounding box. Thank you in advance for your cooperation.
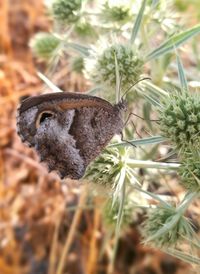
[16,92,127,179]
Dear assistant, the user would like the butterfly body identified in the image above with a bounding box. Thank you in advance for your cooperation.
[17,92,126,179]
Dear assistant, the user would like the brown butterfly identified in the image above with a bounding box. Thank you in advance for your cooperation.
[16,92,127,179]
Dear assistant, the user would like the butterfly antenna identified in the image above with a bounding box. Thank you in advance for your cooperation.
[121,77,151,100]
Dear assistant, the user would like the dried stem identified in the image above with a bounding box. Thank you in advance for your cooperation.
[56,186,87,274]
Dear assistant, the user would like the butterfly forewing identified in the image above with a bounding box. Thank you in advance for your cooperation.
[16,92,124,179]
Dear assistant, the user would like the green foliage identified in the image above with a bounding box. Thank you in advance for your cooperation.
[70,56,85,74]
[103,198,133,229]
[84,147,124,188]
[100,2,131,24]
[146,24,200,61]
[51,0,82,23]
[142,202,195,248]
[159,90,200,152]
[30,32,61,60]
[179,150,200,192]
[74,20,97,38]
[87,44,144,90]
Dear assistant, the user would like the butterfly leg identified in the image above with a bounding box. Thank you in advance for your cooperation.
[126,112,160,123]
[124,112,159,139]
[120,131,136,148]
[123,112,142,139]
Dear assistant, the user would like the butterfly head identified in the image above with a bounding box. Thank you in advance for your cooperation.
[115,98,128,112]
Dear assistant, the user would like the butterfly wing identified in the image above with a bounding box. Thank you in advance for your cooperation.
[69,106,123,166]
[16,92,124,179]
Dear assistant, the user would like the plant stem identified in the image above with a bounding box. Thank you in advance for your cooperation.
[56,186,87,274]
[126,159,180,170]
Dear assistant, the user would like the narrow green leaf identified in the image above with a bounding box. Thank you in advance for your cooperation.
[136,89,163,107]
[145,214,181,243]
[142,80,169,97]
[146,24,200,61]
[176,53,188,91]
[134,186,171,207]
[130,0,147,44]
[114,53,120,103]
[66,42,90,56]
[151,0,159,9]
[109,136,166,148]
[135,81,168,107]
[143,102,153,131]
[126,159,180,170]
[116,173,126,235]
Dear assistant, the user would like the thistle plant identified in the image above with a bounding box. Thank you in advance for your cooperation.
[142,193,197,248]
[70,56,85,74]
[103,198,133,229]
[179,150,200,192]
[30,32,62,61]
[51,0,82,24]
[85,43,144,90]
[100,2,131,24]
[84,147,121,188]
[158,89,200,153]
[74,20,97,39]
[28,0,200,267]
[84,147,139,189]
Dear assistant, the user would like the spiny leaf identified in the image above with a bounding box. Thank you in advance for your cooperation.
[130,0,147,44]
[176,53,188,91]
[109,136,166,148]
[66,42,90,56]
[146,24,200,61]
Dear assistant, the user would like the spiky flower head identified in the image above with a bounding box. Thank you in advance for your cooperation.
[103,198,133,229]
[75,20,97,39]
[100,1,131,24]
[86,43,143,90]
[51,0,82,24]
[84,147,124,188]
[70,56,84,74]
[179,150,200,192]
[142,203,195,248]
[30,32,61,61]
[84,146,139,195]
[159,90,200,153]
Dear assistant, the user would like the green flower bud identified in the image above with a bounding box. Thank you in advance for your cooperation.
[165,116,174,125]
[177,120,185,130]
[158,90,200,152]
[173,105,185,119]
[86,44,143,90]
[75,20,97,39]
[187,125,196,134]
[70,56,84,74]
[189,113,197,123]
[84,147,123,187]
[30,32,61,61]
[103,198,132,229]
[100,2,131,24]
[142,203,194,248]
[179,150,200,192]
[51,0,81,24]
